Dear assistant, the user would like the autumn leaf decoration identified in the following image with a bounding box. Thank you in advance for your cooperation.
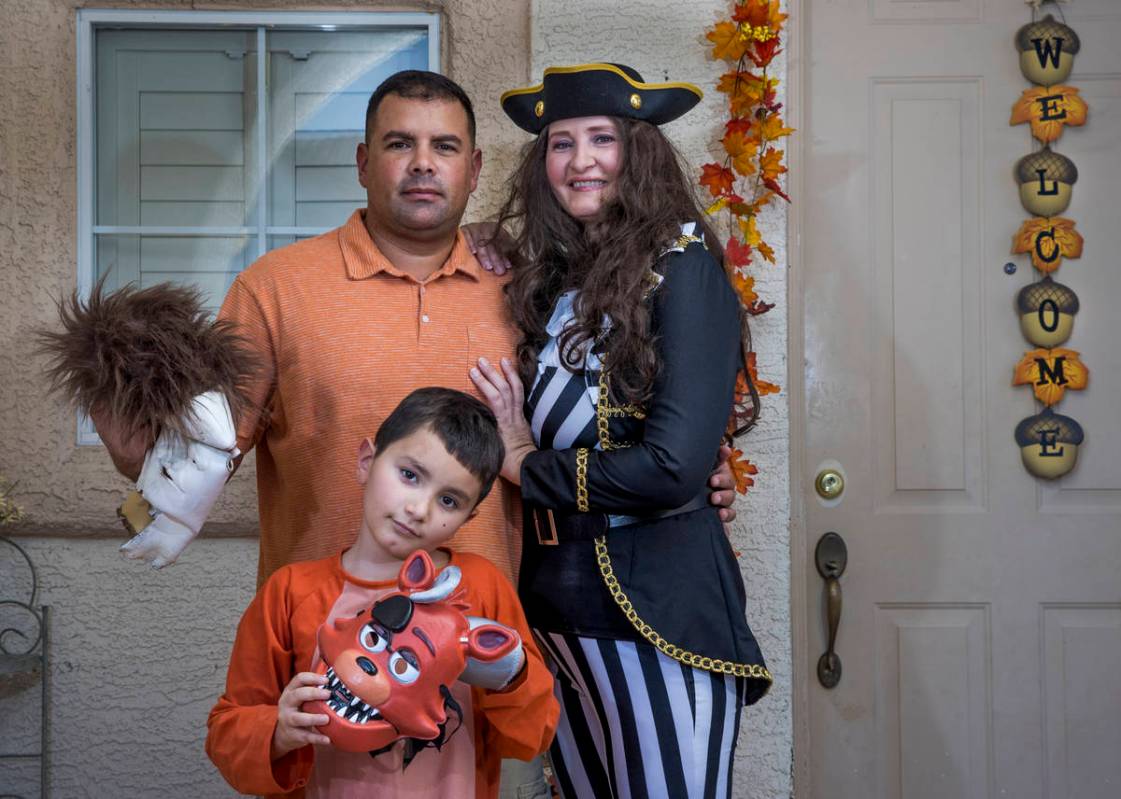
[1010,85,1088,143]
[1011,217,1083,273]
[1012,348,1089,406]
[727,447,759,494]
[703,0,790,493]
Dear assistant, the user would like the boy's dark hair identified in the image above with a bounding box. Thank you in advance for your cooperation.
[365,70,477,146]
[374,388,504,504]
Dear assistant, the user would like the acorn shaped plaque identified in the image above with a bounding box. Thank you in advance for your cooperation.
[1014,407,1083,479]
[1016,147,1077,216]
[1016,277,1079,347]
[1016,14,1080,86]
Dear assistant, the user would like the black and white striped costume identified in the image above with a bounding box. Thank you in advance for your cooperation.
[515,225,771,799]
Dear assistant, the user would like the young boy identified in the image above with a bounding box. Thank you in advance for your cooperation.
[205,388,558,798]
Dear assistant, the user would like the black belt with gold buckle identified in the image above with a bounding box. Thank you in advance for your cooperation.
[530,490,709,546]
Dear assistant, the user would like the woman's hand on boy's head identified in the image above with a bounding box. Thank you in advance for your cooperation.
[470,357,536,485]
[709,445,738,524]
[270,672,332,760]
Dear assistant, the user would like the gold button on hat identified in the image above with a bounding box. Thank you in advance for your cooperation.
[534,100,545,118]
[629,93,642,109]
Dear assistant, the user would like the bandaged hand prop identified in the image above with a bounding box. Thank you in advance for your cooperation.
[117,391,239,568]
[40,281,255,568]
[306,549,525,756]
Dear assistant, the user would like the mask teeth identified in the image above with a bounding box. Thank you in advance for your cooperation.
[323,666,383,724]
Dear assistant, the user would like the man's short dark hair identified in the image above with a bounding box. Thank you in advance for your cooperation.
[364,70,477,146]
[374,387,504,505]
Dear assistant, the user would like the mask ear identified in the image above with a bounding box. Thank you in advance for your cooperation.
[465,624,518,662]
[409,565,462,604]
[398,549,436,591]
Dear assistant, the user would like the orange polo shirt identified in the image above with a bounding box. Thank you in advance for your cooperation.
[219,210,520,585]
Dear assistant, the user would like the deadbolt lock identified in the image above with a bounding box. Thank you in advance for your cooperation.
[815,468,845,500]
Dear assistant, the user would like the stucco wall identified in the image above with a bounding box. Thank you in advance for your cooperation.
[527,3,793,796]
[0,0,531,795]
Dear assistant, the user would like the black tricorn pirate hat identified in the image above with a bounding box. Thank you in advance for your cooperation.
[501,63,703,134]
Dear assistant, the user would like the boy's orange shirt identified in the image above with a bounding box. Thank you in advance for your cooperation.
[206,550,558,798]
[219,211,520,585]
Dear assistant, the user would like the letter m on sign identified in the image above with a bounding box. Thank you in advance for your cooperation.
[1035,356,1068,386]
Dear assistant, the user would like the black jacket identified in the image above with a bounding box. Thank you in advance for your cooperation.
[517,235,771,705]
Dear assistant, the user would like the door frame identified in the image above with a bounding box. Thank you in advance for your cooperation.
[785,0,812,794]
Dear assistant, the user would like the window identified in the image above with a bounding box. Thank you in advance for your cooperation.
[75,10,439,443]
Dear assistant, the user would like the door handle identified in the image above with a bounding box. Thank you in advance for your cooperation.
[815,531,847,689]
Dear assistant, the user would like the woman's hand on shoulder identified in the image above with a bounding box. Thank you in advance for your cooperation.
[461,222,515,275]
[470,357,536,485]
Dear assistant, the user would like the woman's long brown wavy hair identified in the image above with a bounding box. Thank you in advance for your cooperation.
[494,117,760,437]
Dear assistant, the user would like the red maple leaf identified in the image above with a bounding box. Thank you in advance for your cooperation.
[725,117,753,136]
[749,37,782,68]
[725,236,753,268]
[700,163,736,198]
[762,177,791,202]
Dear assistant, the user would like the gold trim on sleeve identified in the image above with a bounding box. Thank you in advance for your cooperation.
[595,368,645,452]
[575,448,590,512]
[595,536,773,683]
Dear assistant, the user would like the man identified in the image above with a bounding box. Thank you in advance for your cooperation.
[94,70,738,796]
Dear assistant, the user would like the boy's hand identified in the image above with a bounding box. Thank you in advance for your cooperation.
[270,672,332,760]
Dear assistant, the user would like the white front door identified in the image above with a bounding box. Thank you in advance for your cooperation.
[800,2,1121,797]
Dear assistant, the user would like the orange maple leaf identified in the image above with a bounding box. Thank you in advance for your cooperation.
[707,20,748,62]
[757,239,776,264]
[727,447,759,494]
[733,0,788,31]
[759,147,786,181]
[746,351,781,396]
[1011,217,1083,273]
[1012,347,1089,406]
[717,71,767,116]
[700,163,736,198]
[723,130,760,176]
[732,270,759,307]
[759,113,795,142]
[1010,86,1088,144]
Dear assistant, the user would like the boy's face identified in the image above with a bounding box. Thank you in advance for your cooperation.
[356,427,482,560]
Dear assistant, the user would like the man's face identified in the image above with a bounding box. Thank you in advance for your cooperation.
[357,95,482,240]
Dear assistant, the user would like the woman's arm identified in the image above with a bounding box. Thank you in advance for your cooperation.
[520,244,742,513]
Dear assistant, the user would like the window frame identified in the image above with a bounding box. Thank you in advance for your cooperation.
[74,9,440,445]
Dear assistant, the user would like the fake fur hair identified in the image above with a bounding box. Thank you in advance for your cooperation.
[39,280,258,442]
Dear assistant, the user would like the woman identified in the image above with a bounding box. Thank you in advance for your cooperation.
[471,64,770,799]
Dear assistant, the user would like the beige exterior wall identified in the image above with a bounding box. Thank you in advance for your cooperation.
[0,0,793,796]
